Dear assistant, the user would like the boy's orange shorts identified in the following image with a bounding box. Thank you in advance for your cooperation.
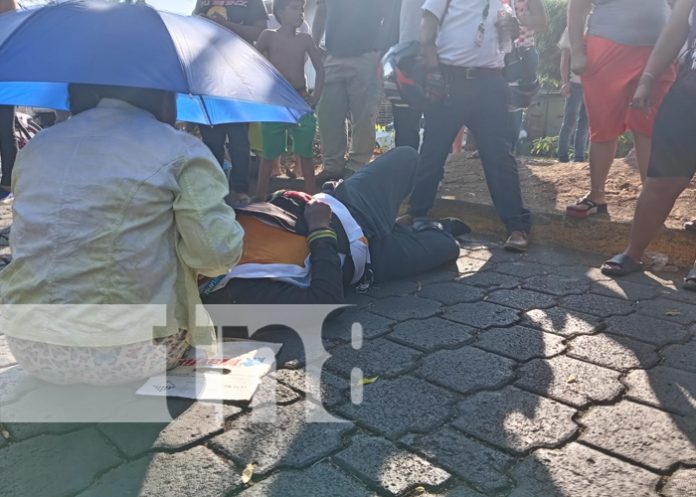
[582,35,676,142]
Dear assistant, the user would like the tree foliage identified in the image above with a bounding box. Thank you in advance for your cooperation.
[535,0,568,89]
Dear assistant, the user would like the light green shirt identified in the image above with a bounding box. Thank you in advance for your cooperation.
[0,99,244,348]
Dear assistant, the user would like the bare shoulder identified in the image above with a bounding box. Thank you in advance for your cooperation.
[298,32,315,47]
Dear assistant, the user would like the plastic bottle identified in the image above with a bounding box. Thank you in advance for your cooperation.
[497,0,515,54]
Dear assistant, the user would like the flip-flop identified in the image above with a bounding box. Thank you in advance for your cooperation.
[683,267,696,292]
[601,253,643,277]
[566,197,608,219]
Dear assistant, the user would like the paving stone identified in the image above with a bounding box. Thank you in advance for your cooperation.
[578,400,696,471]
[209,402,353,475]
[337,376,457,439]
[418,346,515,394]
[418,488,486,497]
[367,279,419,298]
[388,318,474,352]
[485,288,556,311]
[624,366,696,417]
[326,338,422,378]
[475,325,565,361]
[153,402,244,450]
[560,294,636,317]
[455,256,491,274]
[555,265,613,282]
[78,447,241,497]
[0,364,42,406]
[7,422,89,441]
[567,333,660,370]
[237,461,377,497]
[453,387,577,454]
[604,314,689,346]
[591,279,661,301]
[522,274,591,296]
[0,428,123,497]
[494,261,549,278]
[509,443,660,497]
[323,309,396,343]
[662,468,696,497]
[252,374,303,406]
[369,295,442,322]
[0,334,17,368]
[443,302,519,329]
[456,270,521,289]
[401,426,514,493]
[344,291,377,309]
[516,356,623,408]
[333,433,451,495]
[419,282,485,305]
[663,339,696,373]
[525,246,602,267]
[522,307,601,336]
[637,298,696,324]
[412,268,458,285]
[275,368,349,407]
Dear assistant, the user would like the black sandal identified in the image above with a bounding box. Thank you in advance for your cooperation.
[684,267,696,292]
[566,198,608,219]
[601,253,643,277]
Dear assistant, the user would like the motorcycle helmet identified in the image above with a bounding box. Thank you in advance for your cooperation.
[382,41,428,111]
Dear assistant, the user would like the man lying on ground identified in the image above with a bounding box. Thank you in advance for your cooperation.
[201,147,468,304]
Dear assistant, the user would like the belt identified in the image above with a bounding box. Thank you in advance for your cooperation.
[441,65,503,80]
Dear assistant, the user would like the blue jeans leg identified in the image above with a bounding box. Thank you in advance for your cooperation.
[558,83,584,161]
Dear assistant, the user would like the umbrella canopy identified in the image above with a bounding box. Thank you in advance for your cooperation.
[0,0,311,124]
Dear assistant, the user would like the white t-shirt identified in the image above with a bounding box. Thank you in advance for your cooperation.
[423,0,505,68]
[400,0,425,43]
[558,28,581,84]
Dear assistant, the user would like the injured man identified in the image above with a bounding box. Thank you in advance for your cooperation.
[200,147,469,305]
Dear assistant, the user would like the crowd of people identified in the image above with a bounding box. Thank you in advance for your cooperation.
[1,0,696,385]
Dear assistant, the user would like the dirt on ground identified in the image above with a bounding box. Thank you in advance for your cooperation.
[440,152,696,230]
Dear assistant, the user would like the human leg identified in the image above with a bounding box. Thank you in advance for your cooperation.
[290,113,317,194]
[317,56,350,176]
[227,123,251,195]
[558,84,583,162]
[574,101,589,161]
[345,52,382,171]
[0,105,17,190]
[199,123,228,166]
[392,103,422,150]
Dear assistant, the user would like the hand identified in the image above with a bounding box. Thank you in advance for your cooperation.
[304,199,332,232]
[630,80,653,111]
[561,82,571,98]
[305,92,320,108]
[421,42,440,70]
[571,51,587,76]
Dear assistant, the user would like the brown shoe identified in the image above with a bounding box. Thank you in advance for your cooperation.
[504,231,529,252]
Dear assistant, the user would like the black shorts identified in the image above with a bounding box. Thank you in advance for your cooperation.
[648,85,696,178]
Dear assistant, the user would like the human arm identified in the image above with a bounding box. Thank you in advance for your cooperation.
[560,48,571,97]
[0,0,16,14]
[519,0,548,32]
[632,0,694,108]
[175,151,244,277]
[306,34,325,107]
[420,8,440,68]
[567,0,592,74]
[312,0,327,47]
[255,29,272,58]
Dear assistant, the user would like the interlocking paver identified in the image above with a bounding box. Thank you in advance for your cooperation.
[323,309,396,342]
[236,461,378,497]
[591,279,661,301]
[367,279,419,298]
[369,295,442,321]
[388,318,474,352]
[0,364,40,406]
[560,293,635,317]
[624,366,696,417]
[603,314,689,345]
[419,488,486,497]
[637,298,696,324]
[208,402,353,475]
[522,307,601,336]
[663,338,696,373]
[417,346,515,394]
[486,288,556,311]
[0,334,17,368]
[494,261,549,278]
[443,302,519,329]
[509,443,660,497]
[662,468,696,497]
[333,433,451,495]
[455,256,491,274]
[567,333,660,370]
[453,387,577,454]
[522,274,591,296]
[401,426,514,493]
[419,281,485,305]
[516,355,623,407]
[475,325,565,361]
[153,402,243,450]
[326,338,422,378]
[6,421,88,441]
[0,428,123,497]
[75,448,242,497]
[578,400,696,471]
[275,368,349,407]
[457,270,521,289]
[337,376,457,439]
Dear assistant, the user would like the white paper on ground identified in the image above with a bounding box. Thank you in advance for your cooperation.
[136,340,282,401]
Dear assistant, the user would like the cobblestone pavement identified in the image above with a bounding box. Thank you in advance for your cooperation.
[1,203,696,496]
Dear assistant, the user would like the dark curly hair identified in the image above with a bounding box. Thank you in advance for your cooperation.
[273,0,304,21]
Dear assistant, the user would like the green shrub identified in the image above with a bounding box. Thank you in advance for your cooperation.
[531,135,559,157]
[535,0,568,90]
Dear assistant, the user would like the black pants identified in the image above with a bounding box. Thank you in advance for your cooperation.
[392,103,422,151]
[199,122,250,193]
[332,147,460,282]
[409,67,532,234]
[0,106,17,188]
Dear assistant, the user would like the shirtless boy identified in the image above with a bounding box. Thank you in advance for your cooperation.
[255,0,325,199]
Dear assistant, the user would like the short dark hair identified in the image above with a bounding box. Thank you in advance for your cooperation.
[273,0,303,20]
[68,84,176,125]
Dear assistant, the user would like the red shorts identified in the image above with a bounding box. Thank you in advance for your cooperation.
[582,35,676,142]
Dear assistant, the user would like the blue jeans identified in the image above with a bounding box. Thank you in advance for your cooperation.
[409,67,532,234]
[557,83,588,161]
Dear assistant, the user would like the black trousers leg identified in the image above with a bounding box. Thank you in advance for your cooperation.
[0,106,17,188]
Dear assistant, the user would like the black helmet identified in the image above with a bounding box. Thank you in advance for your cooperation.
[382,41,428,111]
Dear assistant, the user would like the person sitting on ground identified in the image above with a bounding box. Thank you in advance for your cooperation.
[255,0,324,200]
[201,147,467,304]
[0,84,244,385]
[601,0,696,291]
